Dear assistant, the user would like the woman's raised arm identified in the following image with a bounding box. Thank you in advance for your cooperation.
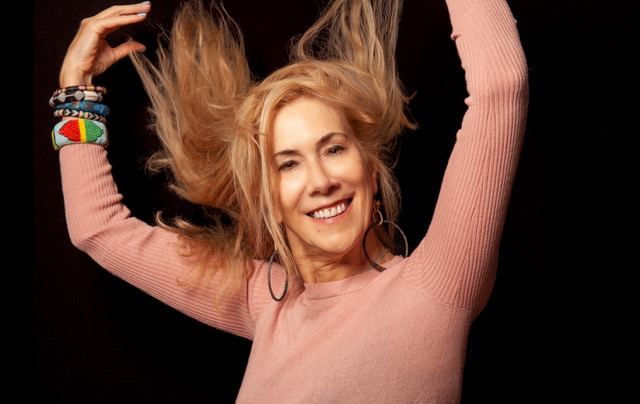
[409,0,529,316]
[55,1,258,339]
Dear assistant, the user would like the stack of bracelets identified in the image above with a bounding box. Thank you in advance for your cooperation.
[49,85,109,150]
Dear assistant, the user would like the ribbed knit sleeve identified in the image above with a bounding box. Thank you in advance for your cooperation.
[59,144,258,339]
[405,0,529,317]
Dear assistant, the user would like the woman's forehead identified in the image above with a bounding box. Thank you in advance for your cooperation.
[271,98,346,148]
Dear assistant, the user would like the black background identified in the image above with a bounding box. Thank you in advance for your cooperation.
[34,0,634,402]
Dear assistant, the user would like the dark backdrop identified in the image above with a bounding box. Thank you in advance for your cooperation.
[34,0,633,402]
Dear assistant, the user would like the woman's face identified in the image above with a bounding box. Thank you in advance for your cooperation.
[271,96,377,261]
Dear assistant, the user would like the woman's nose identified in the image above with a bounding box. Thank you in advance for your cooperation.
[307,161,335,195]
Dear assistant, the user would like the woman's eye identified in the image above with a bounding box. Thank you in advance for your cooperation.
[327,145,346,155]
[278,161,297,171]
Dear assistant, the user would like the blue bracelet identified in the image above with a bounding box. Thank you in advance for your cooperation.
[55,101,110,117]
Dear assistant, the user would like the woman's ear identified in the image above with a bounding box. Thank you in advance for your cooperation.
[370,163,379,195]
[368,155,380,195]
[274,201,283,225]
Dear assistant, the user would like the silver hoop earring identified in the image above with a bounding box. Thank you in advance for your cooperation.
[362,201,409,271]
[268,250,288,302]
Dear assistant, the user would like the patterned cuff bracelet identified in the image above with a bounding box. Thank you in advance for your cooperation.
[52,119,109,150]
[55,101,110,117]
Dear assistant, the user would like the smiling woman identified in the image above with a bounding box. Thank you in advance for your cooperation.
[46,0,528,401]
[271,97,385,284]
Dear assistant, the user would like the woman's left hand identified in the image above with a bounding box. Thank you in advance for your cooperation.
[59,1,151,87]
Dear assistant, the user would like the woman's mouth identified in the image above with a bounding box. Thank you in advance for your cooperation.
[309,201,350,219]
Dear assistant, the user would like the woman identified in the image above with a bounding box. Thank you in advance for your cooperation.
[52,0,528,401]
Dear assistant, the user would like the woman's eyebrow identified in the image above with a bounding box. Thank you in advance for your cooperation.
[273,148,296,158]
[316,132,347,147]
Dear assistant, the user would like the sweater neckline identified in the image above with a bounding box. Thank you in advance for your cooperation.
[302,255,402,300]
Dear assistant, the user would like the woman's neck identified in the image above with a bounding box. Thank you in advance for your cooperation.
[296,245,392,284]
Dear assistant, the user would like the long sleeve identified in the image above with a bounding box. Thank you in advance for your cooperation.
[59,144,261,339]
[406,0,529,317]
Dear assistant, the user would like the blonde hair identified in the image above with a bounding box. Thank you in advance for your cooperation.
[131,0,415,302]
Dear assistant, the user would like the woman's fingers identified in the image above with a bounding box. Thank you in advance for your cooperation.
[59,2,151,87]
[83,2,153,39]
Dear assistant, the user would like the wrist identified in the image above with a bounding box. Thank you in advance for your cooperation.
[59,70,93,88]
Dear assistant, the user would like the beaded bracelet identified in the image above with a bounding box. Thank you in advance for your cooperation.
[52,85,107,96]
[52,119,108,150]
[54,109,108,123]
[55,101,110,117]
[49,90,104,107]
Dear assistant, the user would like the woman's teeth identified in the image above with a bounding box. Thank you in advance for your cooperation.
[311,202,348,219]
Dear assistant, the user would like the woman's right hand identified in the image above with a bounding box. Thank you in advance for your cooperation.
[59,1,151,88]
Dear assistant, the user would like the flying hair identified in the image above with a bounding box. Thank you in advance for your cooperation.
[130,0,415,304]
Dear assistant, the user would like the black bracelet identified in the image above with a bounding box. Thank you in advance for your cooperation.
[49,90,104,107]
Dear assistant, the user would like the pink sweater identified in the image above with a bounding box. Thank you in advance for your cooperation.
[59,0,528,402]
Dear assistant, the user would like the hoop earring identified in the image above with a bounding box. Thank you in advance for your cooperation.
[362,200,409,271]
[268,250,289,302]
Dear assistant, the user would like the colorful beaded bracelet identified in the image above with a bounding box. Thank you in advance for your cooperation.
[52,119,109,150]
[55,101,110,117]
[53,109,108,123]
[49,90,104,107]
